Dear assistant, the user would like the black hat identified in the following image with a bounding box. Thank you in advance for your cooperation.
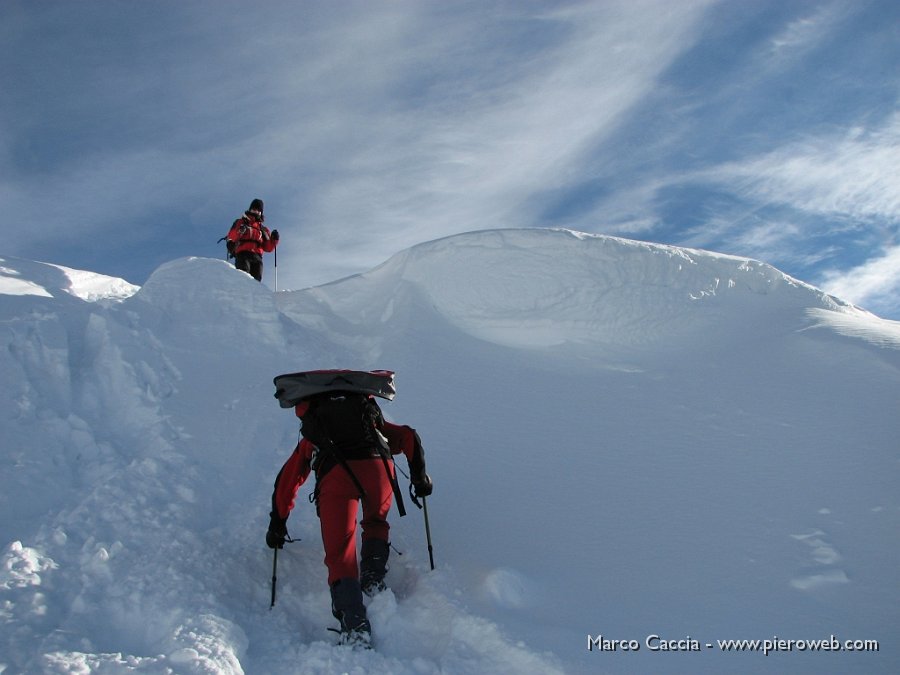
[249,198,264,214]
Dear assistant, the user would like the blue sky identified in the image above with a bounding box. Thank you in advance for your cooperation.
[3,0,899,318]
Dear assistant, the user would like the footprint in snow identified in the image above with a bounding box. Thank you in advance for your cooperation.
[788,528,849,591]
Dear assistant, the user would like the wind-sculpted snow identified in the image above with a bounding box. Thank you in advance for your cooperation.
[1,229,898,674]
[280,229,853,349]
[806,307,900,349]
[1,255,139,302]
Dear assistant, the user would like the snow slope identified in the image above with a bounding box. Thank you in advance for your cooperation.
[1,231,898,674]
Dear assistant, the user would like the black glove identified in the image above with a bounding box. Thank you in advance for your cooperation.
[266,511,288,549]
[226,240,236,257]
[271,229,280,241]
[412,473,433,498]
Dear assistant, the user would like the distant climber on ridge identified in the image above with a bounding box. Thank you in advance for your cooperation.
[225,198,278,282]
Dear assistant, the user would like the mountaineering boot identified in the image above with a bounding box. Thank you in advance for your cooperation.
[330,578,372,648]
[360,538,390,596]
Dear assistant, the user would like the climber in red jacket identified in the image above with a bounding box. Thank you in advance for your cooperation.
[225,198,278,282]
[266,392,432,647]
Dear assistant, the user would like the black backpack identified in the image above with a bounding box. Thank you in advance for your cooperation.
[300,392,406,516]
[300,392,388,458]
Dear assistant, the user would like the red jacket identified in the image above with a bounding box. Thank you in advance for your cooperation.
[272,421,426,520]
[226,212,277,256]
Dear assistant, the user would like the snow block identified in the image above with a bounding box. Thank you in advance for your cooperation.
[273,369,396,407]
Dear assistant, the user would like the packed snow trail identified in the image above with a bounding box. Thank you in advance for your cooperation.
[2,230,898,673]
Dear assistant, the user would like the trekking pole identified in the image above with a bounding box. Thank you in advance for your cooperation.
[270,547,278,609]
[406,477,436,571]
[423,497,435,571]
[274,246,278,292]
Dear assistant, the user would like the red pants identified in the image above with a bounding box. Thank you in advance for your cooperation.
[317,458,394,586]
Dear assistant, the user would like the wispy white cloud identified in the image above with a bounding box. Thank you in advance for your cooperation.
[507,2,884,241]
[711,116,900,223]
[731,219,801,256]
[258,0,718,286]
[766,2,848,61]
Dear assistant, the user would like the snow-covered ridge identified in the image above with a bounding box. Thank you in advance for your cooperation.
[0,255,139,302]
[281,228,863,349]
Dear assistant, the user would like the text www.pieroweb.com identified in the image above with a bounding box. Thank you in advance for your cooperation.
[587,634,880,656]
